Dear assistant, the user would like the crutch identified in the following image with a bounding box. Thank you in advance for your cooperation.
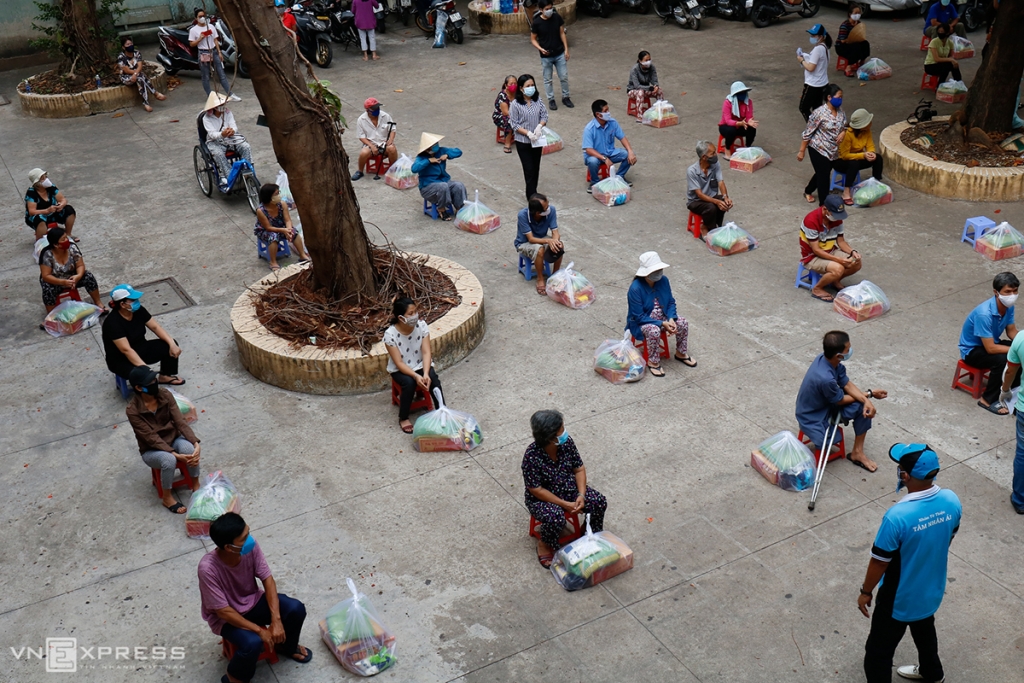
[808,409,842,511]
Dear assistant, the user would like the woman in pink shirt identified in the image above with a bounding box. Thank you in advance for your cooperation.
[718,81,758,160]
[353,0,381,60]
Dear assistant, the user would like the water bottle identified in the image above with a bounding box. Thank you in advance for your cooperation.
[95,74,102,89]
[24,81,31,93]
[500,0,512,13]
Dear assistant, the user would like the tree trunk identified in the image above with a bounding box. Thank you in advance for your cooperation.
[962,0,1024,134]
[214,0,377,300]
[63,0,113,73]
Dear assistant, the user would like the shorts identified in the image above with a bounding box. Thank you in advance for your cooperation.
[805,249,845,274]
[27,205,75,229]
[517,234,563,262]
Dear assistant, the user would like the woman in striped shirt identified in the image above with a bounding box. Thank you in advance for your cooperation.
[509,73,550,202]
[797,83,847,207]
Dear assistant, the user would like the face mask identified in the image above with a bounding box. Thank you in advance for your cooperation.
[57,239,71,250]
[129,300,142,312]
[239,535,255,556]
[401,313,419,325]
[705,154,719,166]
[648,271,663,282]
[937,32,948,39]
[142,382,160,396]
[598,112,612,121]
[41,178,53,188]
[369,107,380,116]
[271,193,282,204]
[940,0,949,5]
[212,107,223,115]
[523,85,536,97]
[999,293,1019,307]
[640,60,652,68]
[430,144,440,154]
[197,17,207,25]
[540,208,550,217]
[809,36,820,45]
[556,430,569,445]
[542,8,553,17]
[830,96,843,108]
[850,13,861,20]
[507,83,517,93]
[736,92,747,102]
[124,44,134,52]
[841,346,854,361]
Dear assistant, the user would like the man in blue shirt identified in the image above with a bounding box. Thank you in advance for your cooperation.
[514,193,564,294]
[582,100,638,192]
[858,444,962,683]
[924,0,965,37]
[958,271,1019,414]
[796,330,887,472]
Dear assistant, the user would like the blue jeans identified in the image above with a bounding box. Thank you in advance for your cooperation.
[1013,411,1024,511]
[541,52,569,101]
[221,593,306,682]
[200,49,232,96]
[585,149,631,186]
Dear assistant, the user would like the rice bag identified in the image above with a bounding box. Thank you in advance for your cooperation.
[591,175,630,207]
[320,578,397,676]
[43,300,102,338]
[550,514,633,591]
[951,35,974,59]
[857,57,892,81]
[728,146,771,173]
[412,388,483,452]
[535,126,563,155]
[641,99,679,128]
[936,79,968,104]
[453,190,501,234]
[545,261,596,309]
[833,280,891,322]
[593,331,646,384]
[975,222,1024,261]
[852,178,893,208]
[383,153,418,190]
[185,472,241,539]
[276,169,297,210]
[750,431,816,492]
[169,388,198,425]
[705,222,758,256]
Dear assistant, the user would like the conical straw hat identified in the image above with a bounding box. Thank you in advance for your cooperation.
[202,91,229,112]
[417,132,445,155]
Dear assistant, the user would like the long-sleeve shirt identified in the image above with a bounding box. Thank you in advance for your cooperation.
[411,146,462,189]
[627,63,659,92]
[838,126,875,160]
[204,110,243,144]
[126,388,198,454]
[626,276,677,339]
[508,98,549,145]
[802,105,847,160]
[719,97,753,127]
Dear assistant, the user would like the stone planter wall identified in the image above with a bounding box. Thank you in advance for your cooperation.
[18,62,168,119]
[469,0,576,34]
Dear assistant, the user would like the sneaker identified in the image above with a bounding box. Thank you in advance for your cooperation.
[228,93,242,102]
[548,99,558,111]
[896,665,944,682]
[352,171,364,181]
[586,186,593,194]
[562,97,574,108]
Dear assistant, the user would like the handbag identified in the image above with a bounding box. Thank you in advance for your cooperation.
[199,49,213,64]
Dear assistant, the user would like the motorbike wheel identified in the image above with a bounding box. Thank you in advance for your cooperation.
[165,67,179,76]
[193,147,213,198]
[451,26,464,44]
[690,15,700,29]
[797,0,819,18]
[243,172,260,214]
[378,15,387,33]
[236,57,250,79]
[315,38,333,67]
[962,5,982,31]
[653,0,670,18]
[634,0,651,14]
[597,0,611,17]
[415,12,432,33]
[401,7,411,24]
[750,0,772,27]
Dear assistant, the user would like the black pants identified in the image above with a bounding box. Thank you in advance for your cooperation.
[26,205,76,229]
[835,40,870,66]
[686,196,726,231]
[392,367,441,420]
[107,338,179,380]
[804,147,842,206]
[717,124,756,151]
[221,593,306,683]
[863,603,942,683]
[834,156,884,187]
[515,141,543,202]
[799,84,826,122]
[924,62,962,83]
[966,342,1022,405]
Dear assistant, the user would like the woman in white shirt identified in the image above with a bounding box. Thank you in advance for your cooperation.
[384,296,443,433]
[797,23,833,122]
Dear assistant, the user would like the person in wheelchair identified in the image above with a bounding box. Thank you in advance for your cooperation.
[202,92,253,190]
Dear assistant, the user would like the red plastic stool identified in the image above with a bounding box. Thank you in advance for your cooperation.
[687,212,703,239]
[221,638,279,665]
[951,360,989,399]
[836,55,849,72]
[586,164,611,183]
[366,154,391,176]
[391,378,433,414]
[716,134,740,155]
[55,288,83,305]
[495,127,506,144]
[626,92,651,118]
[632,329,670,366]
[921,72,939,91]
[529,510,582,546]
[920,34,930,51]
[797,426,847,466]
[151,463,195,499]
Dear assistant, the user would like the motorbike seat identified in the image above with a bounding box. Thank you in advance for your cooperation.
[161,26,191,40]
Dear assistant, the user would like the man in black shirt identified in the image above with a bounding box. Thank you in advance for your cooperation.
[102,283,186,385]
[530,0,573,111]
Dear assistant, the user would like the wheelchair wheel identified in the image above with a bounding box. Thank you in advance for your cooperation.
[193,146,213,197]
[243,172,259,214]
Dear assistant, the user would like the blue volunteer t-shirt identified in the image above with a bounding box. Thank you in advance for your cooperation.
[924,2,958,34]
[958,297,1014,359]
[871,486,962,622]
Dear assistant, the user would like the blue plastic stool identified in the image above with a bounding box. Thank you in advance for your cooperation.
[115,374,132,400]
[423,199,454,220]
[518,254,553,281]
[257,238,291,261]
[961,216,997,247]
[795,262,822,290]
[829,169,861,193]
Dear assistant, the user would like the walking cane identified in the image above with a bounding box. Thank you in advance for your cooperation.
[373,121,397,180]
[808,409,841,511]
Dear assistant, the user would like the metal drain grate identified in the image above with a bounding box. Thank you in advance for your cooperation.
[103,277,195,316]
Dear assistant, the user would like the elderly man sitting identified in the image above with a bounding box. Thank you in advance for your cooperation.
[686,140,733,239]
[353,97,398,181]
[799,194,861,303]
[202,92,253,188]
[515,193,565,295]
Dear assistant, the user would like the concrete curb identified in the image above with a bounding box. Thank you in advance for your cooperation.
[18,62,168,118]
[469,0,577,34]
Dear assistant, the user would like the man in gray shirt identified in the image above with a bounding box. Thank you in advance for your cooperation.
[686,140,733,239]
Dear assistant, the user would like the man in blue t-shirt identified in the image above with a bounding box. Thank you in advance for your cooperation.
[514,193,564,294]
[924,0,966,37]
[958,271,1020,415]
[858,444,962,683]
[582,99,637,191]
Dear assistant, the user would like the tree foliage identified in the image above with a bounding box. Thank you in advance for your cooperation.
[31,0,126,74]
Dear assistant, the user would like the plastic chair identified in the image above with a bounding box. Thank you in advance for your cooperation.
[626,92,651,118]
[961,216,997,246]
[529,510,582,546]
[495,127,506,144]
[716,134,740,156]
[366,154,391,177]
[829,169,861,193]
[797,427,847,465]
[920,34,930,51]
[951,360,989,399]
[55,288,82,305]
[518,254,552,281]
[921,72,939,91]
[795,262,822,290]
[257,238,291,261]
[221,638,279,665]
[836,55,849,72]
[391,377,433,414]
[586,164,611,183]
[115,374,132,400]
[632,328,670,365]
[423,199,454,220]
[687,212,703,239]
[151,462,195,499]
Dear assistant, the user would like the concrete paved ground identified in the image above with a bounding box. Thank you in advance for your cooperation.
[2,5,1023,682]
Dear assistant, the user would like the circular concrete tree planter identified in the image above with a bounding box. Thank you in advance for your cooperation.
[231,255,485,395]
[879,118,1024,202]
[469,0,576,33]
[18,62,168,119]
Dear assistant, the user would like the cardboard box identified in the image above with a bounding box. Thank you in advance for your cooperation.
[729,156,770,173]
[834,299,886,322]
[751,449,779,485]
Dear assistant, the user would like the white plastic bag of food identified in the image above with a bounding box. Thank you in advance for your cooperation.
[750,430,816,492]
[641,99,679,128]
[453,189,501,234]
[591,175,630,207]
[384,153,418,190]
[857,57,892,81]
[545,261,596,309]
[320,577,397,676]
[593,331,646,384]
[834,280,891,322]
[43,300,102,337]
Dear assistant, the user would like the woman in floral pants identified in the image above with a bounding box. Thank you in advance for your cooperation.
[626,251,697,376]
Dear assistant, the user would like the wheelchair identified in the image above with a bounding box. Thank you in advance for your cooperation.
[193,112,260,214]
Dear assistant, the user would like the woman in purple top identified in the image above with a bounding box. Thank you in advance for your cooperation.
[352,0,381,60]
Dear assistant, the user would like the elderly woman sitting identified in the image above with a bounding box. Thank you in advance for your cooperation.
[836,108,884,205]
[627,251,696,377]
[411,132,466,221]
[38,227,104,314]
[522,409,607,568]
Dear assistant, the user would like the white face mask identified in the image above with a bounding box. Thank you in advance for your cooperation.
[641,60,652,68]
[999,293,1019,308]
[598,112,612,121]
[401,313,419,325]
[850,13,861,20]
[542,8,553,17]
[197,17,207,25]
[540,208,550,217]
[40,178,53,188]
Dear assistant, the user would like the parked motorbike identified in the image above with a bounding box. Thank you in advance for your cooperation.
[749,0,818,28]
[654,0,705,30]
[713,0,747,20]
[290,4,334,65]
[414,0,466,45]
[156,16,249,78]
[312,0,361,50]
[921,0,986,32]
[379,0,414,29]
[609,0,652,14]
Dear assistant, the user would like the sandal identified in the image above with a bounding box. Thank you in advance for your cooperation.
[164,502,186,514]
[978,400,1010,416]
[804,193,816,204]
[289,645,312,663]
[649,365,665,377]
[158,376,186,386]
[811,292,834,303]
[675,354,697,368]
[538,553,554,568]
[503,145,513,154]
[270,264,281,272]
[400,420,414,434]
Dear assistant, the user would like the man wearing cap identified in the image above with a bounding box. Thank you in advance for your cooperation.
[352,98,397,181]
[796,330,886,472]
[126,366,201,513]
[858,444,961,683]
[411,133,466,221]
[25,169,77,241]
[102,284,186,386]
[799,194,862,303]
[188,8,239,99]
[203,92,253,188]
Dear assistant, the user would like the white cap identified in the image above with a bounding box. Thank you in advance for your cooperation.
[636,251,670,277]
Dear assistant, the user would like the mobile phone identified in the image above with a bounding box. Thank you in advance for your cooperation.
[203,29,213,36]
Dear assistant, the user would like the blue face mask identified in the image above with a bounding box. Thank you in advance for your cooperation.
[556,430,569,446]
[736,92,747,102]
[830,96,843,108]
[430,144,440,155]
[369,107,380,116]
[940,0,950,6]
[239,535,255,556]
[809,36,820,45]
[129,299,142,312]
[842,346,854,361]
[523,85,536,97]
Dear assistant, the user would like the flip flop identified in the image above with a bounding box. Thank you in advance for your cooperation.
[843,197,854,205]
[804,193,816,204]
[158,376,186,386]
[811,293,833,303]
[536,285,546,296]
[270,264,281,272]
[503,146,513,154]
[846,454,877,473]
[978,400,1010,415]
[538,553,554,568]
[290,646,312,664]
[675,355,697,367]
[400,421,414,434]
[164,502,186,514]
[649,365,665,377]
